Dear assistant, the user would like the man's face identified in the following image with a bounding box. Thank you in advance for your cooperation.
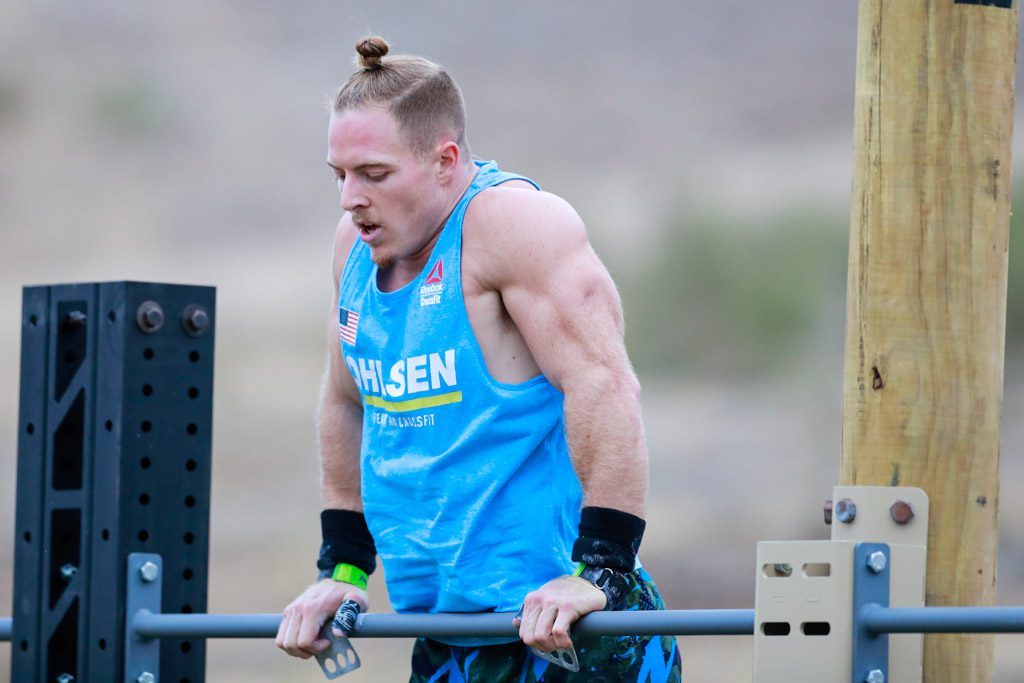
[327,106,444,268]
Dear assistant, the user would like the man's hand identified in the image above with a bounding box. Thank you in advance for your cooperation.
[513,575,606,652]
[276,581,369,659]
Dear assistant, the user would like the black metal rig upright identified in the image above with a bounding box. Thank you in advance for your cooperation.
[11,282,215,683]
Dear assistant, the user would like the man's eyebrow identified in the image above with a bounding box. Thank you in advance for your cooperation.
[326,161,392,173]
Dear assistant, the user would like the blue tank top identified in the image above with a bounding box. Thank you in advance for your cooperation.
[337,160,583,645]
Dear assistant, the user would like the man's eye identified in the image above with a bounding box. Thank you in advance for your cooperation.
[366,173,388,182]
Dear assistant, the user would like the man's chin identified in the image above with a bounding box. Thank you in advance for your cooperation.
[369,250,393,269]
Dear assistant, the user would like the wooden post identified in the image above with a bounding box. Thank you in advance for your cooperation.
[841,0,1017,680]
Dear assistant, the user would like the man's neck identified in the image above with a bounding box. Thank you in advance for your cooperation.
[378,161,478,291]
[443,159,478,211]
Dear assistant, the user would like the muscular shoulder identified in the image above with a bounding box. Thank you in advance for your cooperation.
[331,214,359,285]
[464,185,587,287]
[468,184,585,242]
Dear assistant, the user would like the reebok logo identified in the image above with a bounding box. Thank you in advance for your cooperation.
[425,259,443,284]
[420,259,444,306]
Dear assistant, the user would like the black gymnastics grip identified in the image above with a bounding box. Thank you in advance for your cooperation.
[332,599,361,635]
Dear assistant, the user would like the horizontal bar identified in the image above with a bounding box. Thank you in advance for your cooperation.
[135,612,282,638]
[15,604,1024,641]
[132,609,756,640]
[862,605,1024,634]
[0,617,10,641]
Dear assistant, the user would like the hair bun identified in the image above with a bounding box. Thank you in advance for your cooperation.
[356,36,389,69]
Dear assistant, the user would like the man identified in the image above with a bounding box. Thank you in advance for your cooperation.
[276,36,681,682]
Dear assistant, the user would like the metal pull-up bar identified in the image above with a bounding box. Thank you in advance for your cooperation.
[5,604,1024,644]
[129,608,758,640]
[120,606,1024,641]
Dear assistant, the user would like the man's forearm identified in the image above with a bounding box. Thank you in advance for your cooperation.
[562,367,648,518]
[316,386,376,577]
[318,387,364,510]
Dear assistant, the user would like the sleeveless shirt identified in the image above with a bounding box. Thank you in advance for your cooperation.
[337,160,583,645]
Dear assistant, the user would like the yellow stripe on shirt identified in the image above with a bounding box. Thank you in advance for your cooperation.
[363,391,463,413]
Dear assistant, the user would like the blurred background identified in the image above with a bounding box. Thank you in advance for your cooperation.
[1,1,1023,680]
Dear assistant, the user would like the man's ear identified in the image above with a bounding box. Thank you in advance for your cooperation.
[435,140,461,181]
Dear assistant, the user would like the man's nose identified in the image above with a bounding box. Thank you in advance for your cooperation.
[340,179,368,212]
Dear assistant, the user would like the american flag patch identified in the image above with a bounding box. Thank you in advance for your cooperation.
[338,307,360,345]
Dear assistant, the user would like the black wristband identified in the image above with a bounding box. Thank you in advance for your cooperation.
[570,506,646,573]
[316,509,377,577]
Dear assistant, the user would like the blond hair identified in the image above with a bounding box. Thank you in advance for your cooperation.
[334,36,469,158]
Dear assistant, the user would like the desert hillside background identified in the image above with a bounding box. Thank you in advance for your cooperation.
[3,2,1024,681]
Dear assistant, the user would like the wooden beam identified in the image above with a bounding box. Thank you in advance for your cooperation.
[841,0,1017,680]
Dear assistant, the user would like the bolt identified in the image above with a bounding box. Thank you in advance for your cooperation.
[136,672,156,683]
[823,499,833,525]
[867,551,888,574]
[136,301,165,334]
[64,310,87,330]
[864,669,886,683]
[834,498,857,524]
[772,563,793,577]
[59,564,78,580]
[181,305,209,336]
[139,561,159,583]
[56,674,75,683]
[890,500,915,525]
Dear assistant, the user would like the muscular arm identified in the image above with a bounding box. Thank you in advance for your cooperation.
[471,189,649,651]
[474,190,648,515]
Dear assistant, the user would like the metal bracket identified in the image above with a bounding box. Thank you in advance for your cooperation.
[851,543,890,683]
[753,539,854,680]
[832,486,926,682]
[125,553,163,683]
[752,486,926,682]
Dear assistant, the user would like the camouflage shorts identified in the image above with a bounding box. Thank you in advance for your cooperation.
[408,568,682,683]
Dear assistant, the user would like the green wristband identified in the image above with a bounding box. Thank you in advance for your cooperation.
[330,563,369,590]
[571,562,587,577]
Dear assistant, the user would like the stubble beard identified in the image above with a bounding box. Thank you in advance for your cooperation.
[369,247,394,269]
